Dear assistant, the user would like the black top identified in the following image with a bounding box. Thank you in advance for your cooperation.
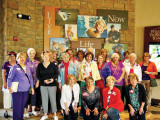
[36,62,58,86]
[81,86,100,110]
[125,83,147,112]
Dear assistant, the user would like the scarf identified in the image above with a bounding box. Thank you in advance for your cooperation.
[64,61,69,84]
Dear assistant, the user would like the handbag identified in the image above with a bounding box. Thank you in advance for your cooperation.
[17,64,32,94]
[150,78,158,87]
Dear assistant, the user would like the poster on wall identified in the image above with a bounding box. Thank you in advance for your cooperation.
[50,38,68,58]
[106,23,121,43]
[65,24,78,41]
[55,9,79,26]
[104,43,128,60]
[97,9,128,29]
[77,15,107,38]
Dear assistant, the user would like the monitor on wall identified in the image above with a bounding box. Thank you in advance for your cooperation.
[149,42,160,74]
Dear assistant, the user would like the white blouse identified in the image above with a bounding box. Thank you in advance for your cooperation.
[60,83,80,110]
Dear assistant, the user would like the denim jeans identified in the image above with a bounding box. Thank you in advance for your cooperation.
[101,108,120,120]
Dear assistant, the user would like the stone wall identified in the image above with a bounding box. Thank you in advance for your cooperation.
[0,0,135,107]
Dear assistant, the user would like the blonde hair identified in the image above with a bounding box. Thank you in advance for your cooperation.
[111,53,120,59]
[95,19,106,27]
[66,74,77,85]
[49,50,58,56]
[62,52,70,59]
[143,52,151,59]
[16,52,27,61]
[27,48,36,56]
[129,53,137,59]
[99,49,107,55]
[128,73,139,83]
[41,51,50,58]
[106,76,116,84]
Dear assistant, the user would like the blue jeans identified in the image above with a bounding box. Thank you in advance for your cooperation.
[101,108,120,120]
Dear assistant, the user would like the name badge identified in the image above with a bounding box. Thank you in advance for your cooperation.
[17,68,21,70]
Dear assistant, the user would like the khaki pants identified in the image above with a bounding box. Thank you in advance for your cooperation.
[141,80,151,105]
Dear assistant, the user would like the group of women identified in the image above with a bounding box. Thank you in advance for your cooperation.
[2,48,158,120]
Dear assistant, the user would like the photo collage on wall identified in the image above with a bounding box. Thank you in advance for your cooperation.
[48,7,128,60]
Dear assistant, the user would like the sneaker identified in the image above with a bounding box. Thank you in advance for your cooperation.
[23,113,30,118]
[54,115,58,120]
[40,115,48,120]
[32,111,38,116]
[4,111,8,118]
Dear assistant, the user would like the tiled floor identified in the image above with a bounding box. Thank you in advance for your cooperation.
[0,106,160,120]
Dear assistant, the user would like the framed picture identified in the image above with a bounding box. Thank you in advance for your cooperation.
[55,9,79,26]
[77,15,107,38]
[65,24,78,41]
[50,38,68,58]
[104,43,128,60]
[106,23,121,43]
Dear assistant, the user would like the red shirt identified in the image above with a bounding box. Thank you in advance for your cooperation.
[129,68,134,74]
[103,87,124,113]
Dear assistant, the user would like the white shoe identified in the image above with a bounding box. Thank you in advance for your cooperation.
[32,111,38,116]
[23,113,29,118]
[40,115,48,120]
[54,115,58,120]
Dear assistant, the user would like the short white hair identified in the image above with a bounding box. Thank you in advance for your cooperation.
[130,53,137,59]
[111,53,119,59]
[27,48,36,55]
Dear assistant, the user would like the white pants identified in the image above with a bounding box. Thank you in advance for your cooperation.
[3,91,12,109]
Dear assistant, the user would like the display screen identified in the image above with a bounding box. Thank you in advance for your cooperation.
[149,44,160,72]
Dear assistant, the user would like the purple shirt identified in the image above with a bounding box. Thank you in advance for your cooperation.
[108,62,124,85]
[7,64,33,92]
[25,58,39,85]
[1,61,17,81]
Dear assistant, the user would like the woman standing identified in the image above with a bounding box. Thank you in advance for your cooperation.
[8,52,34,120]
[2,51,17,118]
[121,51,130,65]
[81,76,100,120]
[124,53,142,86]
[97,54,111,103]
[139,52,158,109]
[61,74,80,120]
[102,76,124,120]
[58,52,76,89]
[74,50,86,84]
[25,48,39,117]
[36,51,58,120]
[125,73,146,120]
[108,53,125,100]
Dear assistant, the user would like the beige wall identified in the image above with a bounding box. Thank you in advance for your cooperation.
[135,0,160,62]
[135,0,160,100]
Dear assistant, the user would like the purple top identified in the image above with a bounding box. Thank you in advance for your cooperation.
[7,64,34,92]
[25,58,39,85]
[141,64,150,80]
[1,61,17,81]
[108,62,124,85]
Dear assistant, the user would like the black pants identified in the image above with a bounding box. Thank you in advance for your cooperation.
[115,85,125,102]
[129,111,146,120]
[63,105,78,120]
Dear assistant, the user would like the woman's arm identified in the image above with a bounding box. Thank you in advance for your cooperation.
[117,67,125,83]
[2,69,7,89]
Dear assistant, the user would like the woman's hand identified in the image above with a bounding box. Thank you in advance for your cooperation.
[86,108,91,116]
[92,108,99,116]
[59,83,62,89]
[65,107,70,115]
[35,81,39,88]
[73,106,78,113]
[3,82,7,89]
[31,88,34,95]
[44,80,49,84]
[48,78,54,83]
[144,71,150,74]
[116,79,121,83]
[139,107,144,115]
[130,107,135,116]
[103,113,108,119]
[8,88,13,93]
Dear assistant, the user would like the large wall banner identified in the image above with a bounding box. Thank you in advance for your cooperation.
[97,9,128,29]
